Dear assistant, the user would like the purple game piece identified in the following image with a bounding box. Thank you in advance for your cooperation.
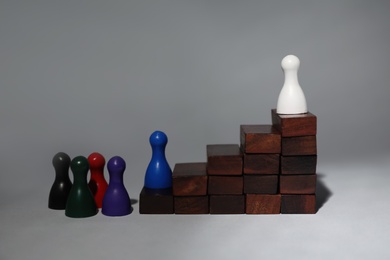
[102,156,132,216]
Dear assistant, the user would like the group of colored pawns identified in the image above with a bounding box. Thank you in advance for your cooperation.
[49,152,132,217]
[49,131,172,218]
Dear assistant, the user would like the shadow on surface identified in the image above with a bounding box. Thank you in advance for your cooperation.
[131,199,138,205]
[316,173,333,212]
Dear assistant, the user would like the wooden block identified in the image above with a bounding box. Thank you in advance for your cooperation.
[246,194,281,214]
[174,196,209,214]
[282,136,317,155]
[240,125,281,153]
[243,154,280,174]
[280,175,316,194]
[244,175,278,194]
[172,163,208,196]
[207,144,243,175]
[139,187,174,214]
[208,176,243,195]
[281,155,317,174]
[209,195,245,214]
[271,109,317,137]
[281,194,316,214]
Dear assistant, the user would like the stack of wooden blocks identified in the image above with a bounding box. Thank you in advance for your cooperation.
[139,108,317,214]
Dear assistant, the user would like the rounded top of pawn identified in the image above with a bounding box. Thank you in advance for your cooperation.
[281,55,300,70]
[52,152,71,168]
[88,152,105,169]
[71,156,89,173]
[107,156,126,172]
[149,130,168,146]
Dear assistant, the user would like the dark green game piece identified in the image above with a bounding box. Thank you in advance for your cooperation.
[65,156,98,218]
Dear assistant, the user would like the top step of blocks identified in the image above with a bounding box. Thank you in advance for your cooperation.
[271,109,317,137]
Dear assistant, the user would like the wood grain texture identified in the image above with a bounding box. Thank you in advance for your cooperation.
[174,196,209,214]
[208,176,243,195]
[240,125,281,153]
[207,144,243,175]
[279,175,316,194]
[271,109,317,137]
[139,187,174,214]
[281,194,316,214]
[172,163,208,196]
[282,136,317,156]
[281,155,317,174]
[244,175,278,194]
[246,194,281,214]
[209,195,245,214]
[243,154,280,174]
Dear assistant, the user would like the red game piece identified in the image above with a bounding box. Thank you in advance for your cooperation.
[88,152,108,208]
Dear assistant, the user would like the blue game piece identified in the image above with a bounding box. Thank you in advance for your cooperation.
[144,131,172,189]
[102,156,132,216]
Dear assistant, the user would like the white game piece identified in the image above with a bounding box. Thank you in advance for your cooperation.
[276,55,308,114]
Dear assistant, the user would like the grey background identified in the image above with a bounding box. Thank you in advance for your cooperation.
[1,0,389,259]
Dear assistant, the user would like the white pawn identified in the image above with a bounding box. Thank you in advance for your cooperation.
[276,55,307,114]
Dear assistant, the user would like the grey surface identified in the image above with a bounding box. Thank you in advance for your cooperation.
[1,0,389,259]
